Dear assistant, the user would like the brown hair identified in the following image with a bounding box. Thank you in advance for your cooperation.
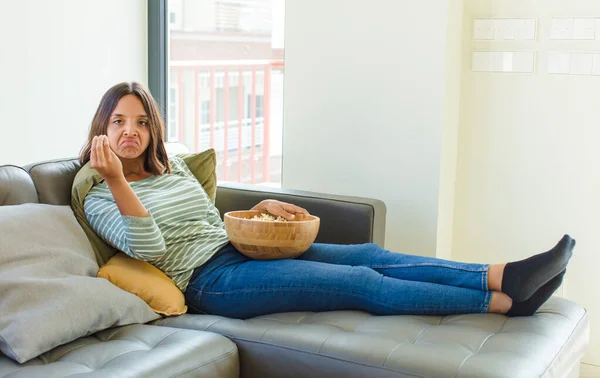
[79,82,170,175]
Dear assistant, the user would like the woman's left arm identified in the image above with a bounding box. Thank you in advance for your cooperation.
[251,199,309,220]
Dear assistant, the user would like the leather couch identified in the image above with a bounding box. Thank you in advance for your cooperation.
[0,157,590,378]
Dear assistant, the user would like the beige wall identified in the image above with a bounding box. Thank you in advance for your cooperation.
[0,0,148,166]
[453,0,600,368]
[283,0,454,256]
[436,0,465,260]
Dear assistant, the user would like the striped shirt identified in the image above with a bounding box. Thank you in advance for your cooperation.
[84,156,230,291]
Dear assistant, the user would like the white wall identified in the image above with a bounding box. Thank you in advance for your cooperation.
[283,0,453,256]
[0,0,148,166]
[453,0,600,368]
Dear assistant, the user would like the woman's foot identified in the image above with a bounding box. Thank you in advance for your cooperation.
[506,270,566,317]
[501,235,574,301]
[488,291,512,314]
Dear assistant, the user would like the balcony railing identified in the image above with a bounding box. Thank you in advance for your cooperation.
[169,60,283,184]
[196,118,265,152]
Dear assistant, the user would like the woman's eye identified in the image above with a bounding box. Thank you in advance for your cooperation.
[113,119,122,124]
[139,120,148,126]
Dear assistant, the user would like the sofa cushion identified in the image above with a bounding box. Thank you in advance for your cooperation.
[0,165,38,206]
[0,204,160,363]
[0,324,239,378]
[26,158,81,206]
[153,296,589,378]
[215,182,386,246]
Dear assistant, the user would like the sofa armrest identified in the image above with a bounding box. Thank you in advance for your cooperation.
[215,183,386,246]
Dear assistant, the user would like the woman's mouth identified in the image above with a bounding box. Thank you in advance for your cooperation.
[121,140,138,147]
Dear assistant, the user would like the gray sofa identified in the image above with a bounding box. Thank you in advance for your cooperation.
[0,157,590,378]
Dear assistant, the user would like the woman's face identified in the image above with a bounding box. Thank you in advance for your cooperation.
[106,94,151,160]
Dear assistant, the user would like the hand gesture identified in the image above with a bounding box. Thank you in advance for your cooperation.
[90,135,123,182]
[252,199,309,221]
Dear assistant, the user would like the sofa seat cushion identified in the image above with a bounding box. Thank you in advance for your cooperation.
[0,324,238,378]
[153,297,588,378]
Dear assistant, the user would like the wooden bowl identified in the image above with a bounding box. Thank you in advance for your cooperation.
[224,210,320,260]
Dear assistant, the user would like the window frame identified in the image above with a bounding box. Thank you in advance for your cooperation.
[148,0,169,123]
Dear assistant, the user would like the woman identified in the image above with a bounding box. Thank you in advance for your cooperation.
[80,82,574,319]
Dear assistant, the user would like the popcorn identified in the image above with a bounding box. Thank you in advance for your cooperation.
[252,213,288,222]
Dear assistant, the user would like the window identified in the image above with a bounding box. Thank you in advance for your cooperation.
[168,87,178,141]
[150,0,285,186]
[247,95,264,119]
[200,100,210,124]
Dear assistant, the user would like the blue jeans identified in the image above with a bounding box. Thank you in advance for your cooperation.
[185,243,492,319]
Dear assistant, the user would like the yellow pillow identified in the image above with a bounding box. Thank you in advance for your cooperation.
[97,252,187,316]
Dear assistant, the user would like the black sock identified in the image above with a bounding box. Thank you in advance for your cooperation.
[506,270,566,317]
[501,234,575,302]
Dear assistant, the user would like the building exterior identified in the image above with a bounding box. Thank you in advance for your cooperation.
[167,0,284,185]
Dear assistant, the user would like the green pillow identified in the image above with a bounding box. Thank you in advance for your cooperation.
[177,149,217,203]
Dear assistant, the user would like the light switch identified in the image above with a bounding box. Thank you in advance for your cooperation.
[474,19,494,40]
[494,19,507,40]
[513,19,525,40]
[486,18,536,41]
[472,52,492,72]
[490,52,502,72]
[551,18,574,40]
[522,19,537,40]
[570,53,594,75]
[503,52,515,72]
[502,19,518,40]
[472,51,536,73]
[573,18,595,40]
[548,52,571,74]
[513,52,535,73]
[491,52,514,72]
[593,55,600,75]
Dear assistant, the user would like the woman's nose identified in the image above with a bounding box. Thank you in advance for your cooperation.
[123,121,138,136]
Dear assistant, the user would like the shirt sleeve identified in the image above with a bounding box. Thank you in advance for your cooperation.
[84,192,167,263]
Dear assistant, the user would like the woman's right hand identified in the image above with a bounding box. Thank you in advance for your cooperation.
[90,135,123,182]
